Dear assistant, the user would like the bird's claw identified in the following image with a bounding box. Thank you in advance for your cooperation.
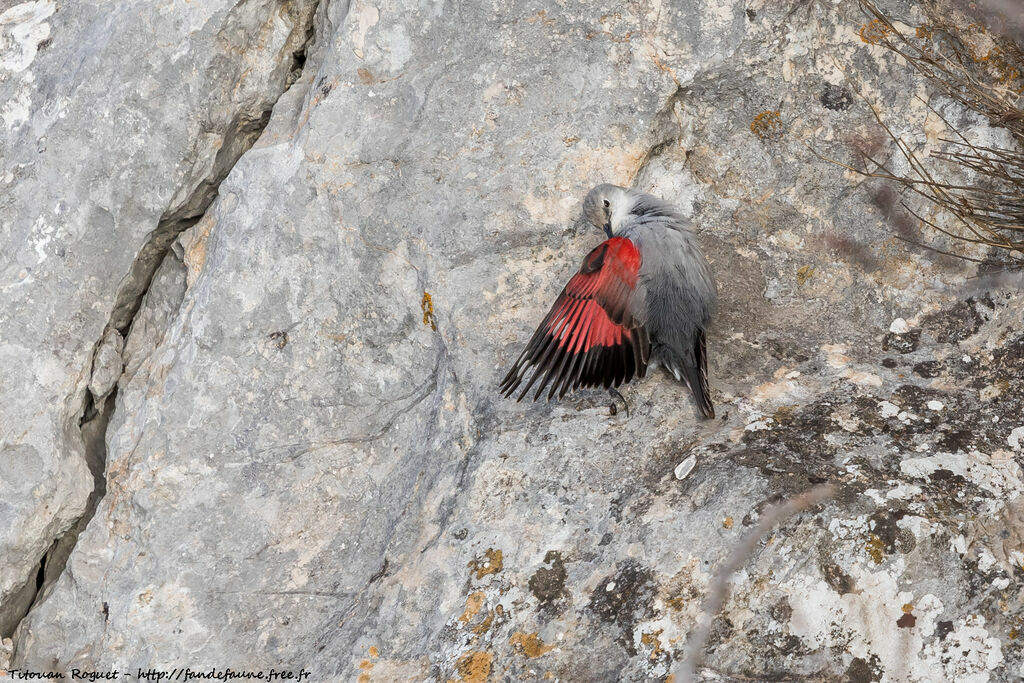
[608,387,630,418]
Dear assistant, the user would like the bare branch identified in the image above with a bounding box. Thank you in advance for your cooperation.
[675,484,836,683]
[812,2,1024,267]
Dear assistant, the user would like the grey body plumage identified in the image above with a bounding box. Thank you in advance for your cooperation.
[584,183,717,417]
[503,183,718,418]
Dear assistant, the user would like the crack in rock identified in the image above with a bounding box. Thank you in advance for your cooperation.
[6,0,325,654]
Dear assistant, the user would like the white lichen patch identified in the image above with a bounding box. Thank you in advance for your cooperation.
[901,452,967,480]
[1008,426,1024,452]
[902,451,1023,497]
[896,514,933,541]
[1,1,55,132]
[827,515,871,541]
[878,401,900,419]
[0,0,54,72]
[863,483,923,506]
[1,86,32,129]
[785,562,954,681]
[349,1,379,60]
[889,318,910,334]
[744,417,773,432]
[887,483,922,500]
[922,616,1003,683]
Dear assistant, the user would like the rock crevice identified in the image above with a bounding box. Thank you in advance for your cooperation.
[3,0,325,655]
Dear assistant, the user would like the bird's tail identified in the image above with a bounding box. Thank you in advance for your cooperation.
[661,329,714,419]
[681,360,715,419]
[686,328,715,419]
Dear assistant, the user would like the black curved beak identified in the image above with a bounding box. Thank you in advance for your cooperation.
[603,222,613,238]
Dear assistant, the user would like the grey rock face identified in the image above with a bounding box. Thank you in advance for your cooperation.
[87,328,124,403]
[5,0,1024,680]
[0,0,318,636]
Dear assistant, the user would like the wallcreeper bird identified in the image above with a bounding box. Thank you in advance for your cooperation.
[500,184,718,418]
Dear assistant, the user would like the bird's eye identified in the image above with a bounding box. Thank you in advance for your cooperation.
[602,199,610,208]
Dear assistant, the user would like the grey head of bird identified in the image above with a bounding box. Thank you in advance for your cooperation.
[582,184,639,238]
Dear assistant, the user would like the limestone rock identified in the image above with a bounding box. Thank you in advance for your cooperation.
[5,0,1024,680]
[87,328,124,403]
[0,0,318,636]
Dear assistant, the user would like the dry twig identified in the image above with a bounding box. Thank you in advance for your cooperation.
[822,2,1024,267]
[675,484,836,682]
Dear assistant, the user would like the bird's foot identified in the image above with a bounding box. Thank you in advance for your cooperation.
[608,387,630,418]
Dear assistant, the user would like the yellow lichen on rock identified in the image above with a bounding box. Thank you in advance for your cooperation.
[859,19,892,45]
[421,291,437,331]
[509,632,554,658]
[750,111,782,140]
[456,651,493,683]
[796,265,815,286]
[866,534,886,564]
[459,591,486,623]
[468,548,503,579]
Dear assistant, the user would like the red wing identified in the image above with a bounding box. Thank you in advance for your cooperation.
[500,237,650,401]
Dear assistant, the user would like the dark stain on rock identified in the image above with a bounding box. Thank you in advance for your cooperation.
[779,634,803,655]
[986,334,1024,381]
[735,398,845,494]
[869,508,914,554]
[897,612,917,628]
[770,596,793,622]
[268,330,289,349]
[922,299,983,343]
[588,561,656,655]
[891,384,945,413]
[609,492,627,523]
[912,360,942,378]
[882,330,920,354]
[821,560,856,595]
[706,614,735,656]
[529,550,568,611]
[848,384,983,456]
[928,468,959,482]
[367,557,389,584]
[936,620,954,640]
[316,75,332,99]
[936,428,974,453]
[846,655,882,682]
[821,84,854,111]
[881,357,897,368]
[763,337,811,363]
